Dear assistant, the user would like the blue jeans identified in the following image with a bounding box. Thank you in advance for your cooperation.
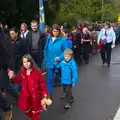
[47,68,55,94]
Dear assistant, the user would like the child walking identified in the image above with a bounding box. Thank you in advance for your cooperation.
[63,29,73,49]
[8,54,51,120]
[56,49,78,109]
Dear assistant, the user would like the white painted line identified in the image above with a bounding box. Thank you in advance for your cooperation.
[42,72,47,75]
[111,62,120,65]
[113,106,120,120]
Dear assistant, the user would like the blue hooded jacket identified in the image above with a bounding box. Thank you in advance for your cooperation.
[44,35,68,68]
[57,58,78,85]
[66,39,72,49]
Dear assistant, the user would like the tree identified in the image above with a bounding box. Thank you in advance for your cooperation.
[56,0,118,23]
[0,0,119,27]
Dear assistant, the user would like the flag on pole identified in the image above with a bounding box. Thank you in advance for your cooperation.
[118,13,120,22]
[39,0,45,31]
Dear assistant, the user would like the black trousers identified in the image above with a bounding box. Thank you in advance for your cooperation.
[100,42,112,64]
[63,84,73,103]
[82,43,91,62]
[73,45,81,62]
[31,53,43,67]
[53,69,61,87]
[0,90,11,112]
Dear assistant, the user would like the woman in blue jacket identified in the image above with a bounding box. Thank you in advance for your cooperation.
[44,24,68,98]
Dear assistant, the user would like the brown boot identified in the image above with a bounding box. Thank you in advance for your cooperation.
[3,111,12,120]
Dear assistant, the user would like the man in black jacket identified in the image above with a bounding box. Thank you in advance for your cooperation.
[26,20,46,67]
[72,26,82,62]
[9,27,28,71]
[0,27,14,120]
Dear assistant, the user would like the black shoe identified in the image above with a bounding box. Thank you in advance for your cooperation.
[64,103,71,109]
[53,84,57,87]
[107,64,110,67]
[70,97,75,103]
[85,61,89,64]
[60,93,66,99]
[57,82,62,87]
[102,61,106,65]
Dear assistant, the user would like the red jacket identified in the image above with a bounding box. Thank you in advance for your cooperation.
[13,66,48,111]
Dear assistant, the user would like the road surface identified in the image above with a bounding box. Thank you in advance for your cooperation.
[5,45,120,120]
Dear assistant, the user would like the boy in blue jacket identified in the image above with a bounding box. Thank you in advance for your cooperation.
[56,49,78,109]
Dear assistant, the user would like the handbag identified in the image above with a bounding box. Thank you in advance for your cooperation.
[100,39,107,45]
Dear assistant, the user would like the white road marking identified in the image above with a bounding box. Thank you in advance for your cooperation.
[111,61,120,65]
[113,106,120,120]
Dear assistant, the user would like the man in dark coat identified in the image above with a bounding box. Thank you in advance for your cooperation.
[0,27,14,120]
[26,20,46,67]
[9,27,28,71]
[71,26,82,62]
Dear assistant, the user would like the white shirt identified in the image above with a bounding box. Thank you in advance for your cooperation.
[20,30,29,39]
[98,28,116,43]
[52,37,56,42]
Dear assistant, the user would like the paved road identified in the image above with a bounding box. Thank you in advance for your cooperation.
[10,45,120,120]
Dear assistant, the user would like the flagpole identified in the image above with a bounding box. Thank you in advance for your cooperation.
[39,0,41,29]
[39,0,40,28]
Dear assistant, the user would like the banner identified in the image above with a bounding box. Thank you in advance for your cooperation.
[118,14,120,22]
[39,0,45,31]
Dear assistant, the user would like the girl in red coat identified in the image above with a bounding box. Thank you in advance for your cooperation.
[8,54,49,120]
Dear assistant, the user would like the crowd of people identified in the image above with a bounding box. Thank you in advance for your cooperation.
[0,20,119,120]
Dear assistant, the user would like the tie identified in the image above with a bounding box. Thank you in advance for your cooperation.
[105,30,107,36]
[73,32,76,40]
[22,33,25,39]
